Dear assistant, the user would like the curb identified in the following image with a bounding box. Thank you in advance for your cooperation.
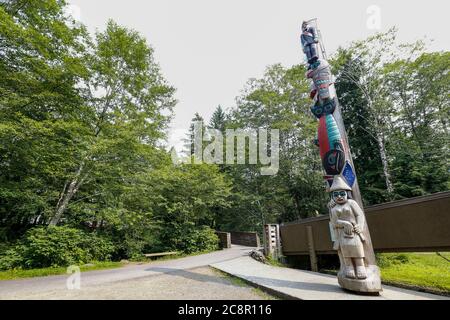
[210,265,300,300]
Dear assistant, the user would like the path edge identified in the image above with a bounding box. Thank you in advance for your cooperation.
[209,265,300,300]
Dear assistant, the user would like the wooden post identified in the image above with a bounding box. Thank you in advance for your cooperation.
[275,224,282,260]
[263,224,272,257]
[306,226,318,272]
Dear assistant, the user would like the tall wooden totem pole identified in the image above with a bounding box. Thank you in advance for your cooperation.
[301,19,382,293]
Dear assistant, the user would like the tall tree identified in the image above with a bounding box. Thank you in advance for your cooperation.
[333,50,388,204]
[183,112,205,159]
[384,51,450,197]
[0,1,176,231]
[333,31,449,201]
[0,0,230,260]
[209,105,227,132]
[49,20,176,225]
[333,29,401,197]
[0,0,89,235]
[216,63,327,233]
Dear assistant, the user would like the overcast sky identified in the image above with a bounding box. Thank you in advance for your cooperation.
[67,0,449,151]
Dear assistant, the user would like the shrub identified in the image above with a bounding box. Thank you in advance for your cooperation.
[0,226,115,270]
[0,248,23,270]
[151,221,219,254]
[84,233,116,262]
[180,226,219,254]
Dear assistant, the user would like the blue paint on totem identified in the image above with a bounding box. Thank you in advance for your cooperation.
[342,161,356,187]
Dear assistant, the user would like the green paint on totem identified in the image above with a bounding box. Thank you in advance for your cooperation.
[326,114,340,149]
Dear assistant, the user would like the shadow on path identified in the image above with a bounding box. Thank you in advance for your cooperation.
[145,267,244,288]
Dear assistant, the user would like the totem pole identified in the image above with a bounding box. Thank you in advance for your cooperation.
[301,19,382,293]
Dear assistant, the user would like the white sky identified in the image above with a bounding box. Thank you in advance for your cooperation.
[67,0,449,152]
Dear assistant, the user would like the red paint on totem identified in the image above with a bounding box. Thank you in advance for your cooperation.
[318,116,330,159]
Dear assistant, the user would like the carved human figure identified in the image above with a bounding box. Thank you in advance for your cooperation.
[300,21,319,64]
[307,59,332,101]
[329,177,367,279]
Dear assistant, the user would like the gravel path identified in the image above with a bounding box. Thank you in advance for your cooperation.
[0,246,272,300]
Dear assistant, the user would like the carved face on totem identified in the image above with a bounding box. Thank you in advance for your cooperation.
[302,21,308,31]
[332,190,348,204]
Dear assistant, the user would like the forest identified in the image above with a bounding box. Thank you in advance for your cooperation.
[0,0,448,270]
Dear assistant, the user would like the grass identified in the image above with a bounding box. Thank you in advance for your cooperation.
[265,255,289,268]
[147,249,217,262]
[304,252,450,296]
[0,261,124,281]
[377,252,450,295]
[211,268,278,300]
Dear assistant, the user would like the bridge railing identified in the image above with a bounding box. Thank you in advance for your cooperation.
[280,191,450,257]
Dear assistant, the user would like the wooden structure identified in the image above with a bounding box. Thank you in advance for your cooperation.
[280,192,450,261]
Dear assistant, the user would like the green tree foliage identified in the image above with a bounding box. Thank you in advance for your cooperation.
[183,112,205,158]
[145,163,230,252]
[333,50,389,204]
[0,0,447,268]
[214,64,328,233]
[332,30,449,203]
[48,20,176,227]
[0,0,90,238]
[209,105,227,132]
[385,51,450,197]
[332,29,400,198]
[0,0,230,266]
[214,30,448,232]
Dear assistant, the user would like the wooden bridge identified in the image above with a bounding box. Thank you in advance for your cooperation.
[279,191,450,267]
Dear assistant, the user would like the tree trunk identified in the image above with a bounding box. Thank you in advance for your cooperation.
[49,162,85,226]
[358,86,394,196]
[375,130,394,196]
[47,86,112,226]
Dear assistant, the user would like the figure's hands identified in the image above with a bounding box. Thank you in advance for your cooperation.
[343,223,353,235]
[314,38,319,43]
[353,224,362,234]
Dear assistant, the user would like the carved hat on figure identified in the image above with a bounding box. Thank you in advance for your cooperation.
[330,176,352,192]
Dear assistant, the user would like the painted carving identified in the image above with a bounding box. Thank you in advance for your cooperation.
[330,177,367,279]
[300,21,319,64]
[342,161,356,187]
[307,59,333,101]
[317,114,345,175]
[301,19,382,293]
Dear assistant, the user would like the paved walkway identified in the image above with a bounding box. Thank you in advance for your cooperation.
[0,266,274,300]
[210,256,449,300]
[0,246,260,300]
[3,246,447,300]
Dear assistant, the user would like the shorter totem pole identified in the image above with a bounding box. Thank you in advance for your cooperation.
[300,19,382,293]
